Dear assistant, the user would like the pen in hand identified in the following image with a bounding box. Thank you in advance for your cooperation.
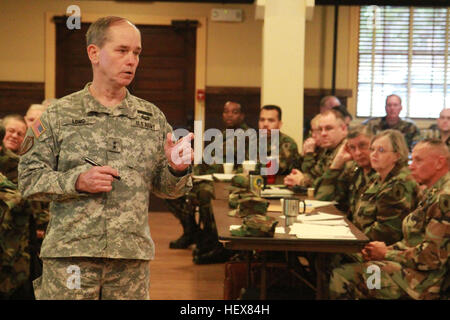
[84,157,121,181]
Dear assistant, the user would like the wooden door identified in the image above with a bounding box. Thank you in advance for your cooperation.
[54,17,196,130]
[54,17,197,211]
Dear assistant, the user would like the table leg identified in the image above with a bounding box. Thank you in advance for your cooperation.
[315,253,329,300]
[260,252,267,300]
[246,251,252,289]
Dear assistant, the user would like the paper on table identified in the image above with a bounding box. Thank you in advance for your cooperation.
[229,225,241,231]
[300,219,348,226]
[213,173,235,181]
[289,223,357,239]
[261,188,294,197]
[275,226,286,234]
[304,200,337,208]
[193,174,213,182]
[296,212,345,222]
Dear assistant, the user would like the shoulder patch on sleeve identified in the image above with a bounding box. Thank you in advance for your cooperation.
[439,194,450,213]
[17,136,34,156]
[31,118,46,138]
[392,183,405,200]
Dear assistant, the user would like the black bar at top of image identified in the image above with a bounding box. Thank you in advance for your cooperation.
[115,0,255,3]
[316,0,450,6]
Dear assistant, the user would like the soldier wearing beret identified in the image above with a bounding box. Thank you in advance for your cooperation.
[18,16,193,300]
[329,139,449,300]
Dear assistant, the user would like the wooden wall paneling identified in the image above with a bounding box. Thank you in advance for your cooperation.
[204,86,261,131]
[204,87,353,132]
[0,81,45,118]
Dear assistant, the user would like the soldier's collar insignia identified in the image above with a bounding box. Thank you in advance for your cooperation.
[17,136,33,156]
[31,118,46,138]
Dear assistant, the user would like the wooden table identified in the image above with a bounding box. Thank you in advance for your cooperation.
[212,198,369,300]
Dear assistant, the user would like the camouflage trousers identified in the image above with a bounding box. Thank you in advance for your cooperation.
[34,257,150,300]
[167,181,218,252]
[329,260,410,300]
[0,254,30,297]
[194,182,219,251]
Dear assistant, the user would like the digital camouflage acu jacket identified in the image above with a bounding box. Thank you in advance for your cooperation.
[18,83,192,260]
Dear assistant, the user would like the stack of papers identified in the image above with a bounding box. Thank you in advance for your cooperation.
[192,173,236,182]
[285,212,355,239]
[289,223,356,239]
[193,174,213,182]
[296,212,344,223]
[213,173,235,181]
[261,188,294,198]
[304,200,336,208]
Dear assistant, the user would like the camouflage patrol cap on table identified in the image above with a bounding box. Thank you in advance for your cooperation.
[228,190,254,209]
[228,196,269,217]
[231,174,249,189]
[230,214,278,237]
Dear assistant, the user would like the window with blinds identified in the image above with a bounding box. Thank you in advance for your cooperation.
[357,6,450,119]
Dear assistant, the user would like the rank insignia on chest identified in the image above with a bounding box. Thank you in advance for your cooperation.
[108,138,122,153]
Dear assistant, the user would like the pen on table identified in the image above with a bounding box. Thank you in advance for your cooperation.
[84,157,121,181]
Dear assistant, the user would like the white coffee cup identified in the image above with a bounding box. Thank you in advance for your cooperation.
[223,163,234,174]
[242,160,257,175]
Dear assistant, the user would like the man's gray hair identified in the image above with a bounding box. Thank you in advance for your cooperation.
[86,16,137,48]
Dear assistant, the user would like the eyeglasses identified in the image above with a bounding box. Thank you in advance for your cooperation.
[369,146,395,154]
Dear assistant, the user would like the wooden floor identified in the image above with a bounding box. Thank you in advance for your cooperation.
[148,211,225,300]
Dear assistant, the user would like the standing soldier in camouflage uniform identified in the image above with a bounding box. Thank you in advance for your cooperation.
[18,16,193,300]
[329,139,449,300]
[315,125,377,219]
[258,105,300,175]
[352,130,419,245]
[364,94,421,151]
[437,108,450,150]
[284,109,347,188]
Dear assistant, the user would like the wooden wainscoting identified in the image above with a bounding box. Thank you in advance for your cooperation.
[0,81,45,118]
[205,86,353,131]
